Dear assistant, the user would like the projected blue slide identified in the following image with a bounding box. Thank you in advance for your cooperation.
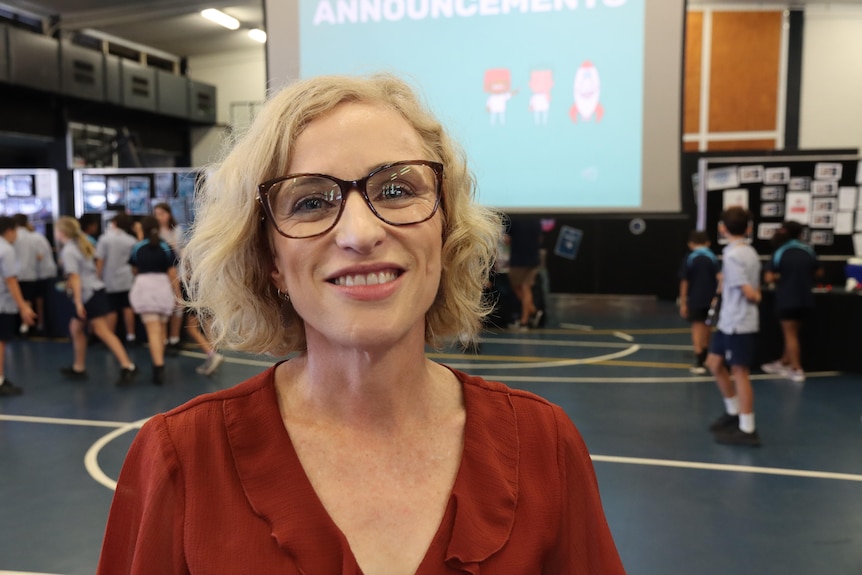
[300,0,644,210]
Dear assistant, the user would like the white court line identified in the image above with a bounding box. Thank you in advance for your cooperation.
[84,418,151,491]
[612,331,634,342]
[444,344,640,370]
[483,371,842,384]
[591,454,862,482]
[4,414,861,485]
[484,337,692,351]
[0,414,130,427]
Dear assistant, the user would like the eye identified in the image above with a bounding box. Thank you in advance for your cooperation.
[273,178,341,217]
[378,181,416,202]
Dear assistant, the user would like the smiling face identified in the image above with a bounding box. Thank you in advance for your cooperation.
[269,101,444,352]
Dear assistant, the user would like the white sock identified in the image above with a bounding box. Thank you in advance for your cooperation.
[168,337,180,345]
[739,412,756,433]
[0,376,5,385]
[723,396,739,416]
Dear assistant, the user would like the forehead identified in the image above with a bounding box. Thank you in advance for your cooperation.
[288,101,427,178]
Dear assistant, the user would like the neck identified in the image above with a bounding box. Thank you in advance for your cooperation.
[278,329,454,433]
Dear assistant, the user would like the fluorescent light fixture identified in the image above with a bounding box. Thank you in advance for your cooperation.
[201,8,239,30]
[248,28,267,43]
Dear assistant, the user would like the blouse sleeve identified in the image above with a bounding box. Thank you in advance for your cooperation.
[97,415,188,575]
[546,406,626,574]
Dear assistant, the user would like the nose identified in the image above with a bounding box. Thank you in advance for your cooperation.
[332,188,385,252]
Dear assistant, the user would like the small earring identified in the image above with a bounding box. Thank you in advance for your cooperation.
[277,289,290,302]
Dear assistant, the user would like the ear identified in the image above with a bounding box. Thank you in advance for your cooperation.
[270,254,287,294]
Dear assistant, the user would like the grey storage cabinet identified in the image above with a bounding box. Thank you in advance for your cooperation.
[8,27,59,92]
[188,80,216,124]
[105,53,122,105]
[121,59,156,112]
[156,70,189,119]
[61,40,105,102]
[0,25,8,83]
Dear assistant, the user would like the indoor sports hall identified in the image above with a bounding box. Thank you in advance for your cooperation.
[1,295,860,574]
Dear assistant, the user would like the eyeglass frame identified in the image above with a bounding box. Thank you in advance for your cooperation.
[257,159,444,239]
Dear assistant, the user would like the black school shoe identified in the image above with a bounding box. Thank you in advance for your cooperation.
[116,365,139,386]
[0,380,23,396]
[714,427,761,447]
[708,413,739,432]
[60,366,88,380]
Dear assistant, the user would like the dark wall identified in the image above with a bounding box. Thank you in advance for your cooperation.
[514,214,692,301]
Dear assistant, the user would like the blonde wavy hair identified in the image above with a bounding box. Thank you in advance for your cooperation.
[56,216,95,260]
[183,74,502,356]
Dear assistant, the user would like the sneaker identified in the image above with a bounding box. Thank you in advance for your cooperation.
[786,368,806,383]
[714,427,761,447]
[761,360,788,375]
[708,412,739,432]
[152,365,165,386]
[165,342,181,357]
[116,365,138,386]
[196,353,224,375]
[60,366,88,380]
[528,310,544,328]
[689,362,708,375]
[0,380,23,396]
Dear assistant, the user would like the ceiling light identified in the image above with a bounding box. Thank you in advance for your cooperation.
[248,28,267,43]
[201,8,240,30]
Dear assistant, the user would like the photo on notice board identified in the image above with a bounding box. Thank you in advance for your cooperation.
[814,162,842,180]
[6,174,35,197]
[106,176,125,206]
[757,222,782,241]
[738,165,763,184]
[810,230,834,246]
[761,203,784,218]
[81,174,107,212]
[811,180,838,196]
[154,172,175,198]
[764,166,790,184]
[789,177,810,191]
[126,177,151,215]
[760,186,784,201]
[810,212,835,228]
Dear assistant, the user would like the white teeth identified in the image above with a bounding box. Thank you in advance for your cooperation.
[334,271,398,286]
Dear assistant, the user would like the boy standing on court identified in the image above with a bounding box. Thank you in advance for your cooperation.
[706,206,762,447]
[678,230,720,374]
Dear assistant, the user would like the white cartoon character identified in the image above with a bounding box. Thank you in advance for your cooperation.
[528,69,553,125]
[484,68,517,126]
[569,61,603,123]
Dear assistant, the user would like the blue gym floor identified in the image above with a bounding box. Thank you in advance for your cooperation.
[0,295,860,575]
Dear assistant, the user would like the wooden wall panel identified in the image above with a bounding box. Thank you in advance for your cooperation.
[683,141,700,151]
[683,11,703,135]
[709,11,781,133]
[707,139,776,151]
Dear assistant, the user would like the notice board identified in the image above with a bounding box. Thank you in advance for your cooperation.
[696,155,862,258]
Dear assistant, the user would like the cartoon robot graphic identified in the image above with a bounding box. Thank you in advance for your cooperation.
[528,69,553,125]
[484,68,517,126]
[569,61,603,123]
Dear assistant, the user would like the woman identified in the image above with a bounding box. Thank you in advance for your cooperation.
[128,216,181,385]
[55,216,137,386]
[153,202,185,353]
[98,74,625,574]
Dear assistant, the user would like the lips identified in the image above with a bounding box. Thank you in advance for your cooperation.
[329,269,401,286]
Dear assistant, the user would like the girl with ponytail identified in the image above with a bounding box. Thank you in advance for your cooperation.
[55,216,137,385]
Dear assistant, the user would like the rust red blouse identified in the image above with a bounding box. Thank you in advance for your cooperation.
[98,365,625,574]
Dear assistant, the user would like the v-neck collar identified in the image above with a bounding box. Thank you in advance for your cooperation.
[224,365,519,574]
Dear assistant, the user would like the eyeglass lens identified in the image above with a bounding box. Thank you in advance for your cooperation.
[265,162,439,238]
